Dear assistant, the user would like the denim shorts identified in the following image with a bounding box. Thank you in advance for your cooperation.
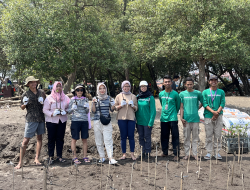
[71,121,89,140]
[24,122,45,138]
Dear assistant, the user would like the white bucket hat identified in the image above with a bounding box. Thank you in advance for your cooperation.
[139,81,148,86]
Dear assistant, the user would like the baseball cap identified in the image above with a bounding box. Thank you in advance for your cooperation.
[209,75,218,80]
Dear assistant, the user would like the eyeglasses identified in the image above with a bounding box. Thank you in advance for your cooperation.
[76,89,84,92]
[124,86,130,88]
[141,86,147,88]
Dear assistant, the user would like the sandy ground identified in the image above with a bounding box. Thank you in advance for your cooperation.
[0,96,249,190]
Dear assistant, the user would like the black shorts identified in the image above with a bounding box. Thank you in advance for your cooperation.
[71,121,89,140]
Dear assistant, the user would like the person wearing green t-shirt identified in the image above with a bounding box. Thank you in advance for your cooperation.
[136,81,156,159]
[179,77,203,160]
[159,75,181,161]
[202,75,225,160]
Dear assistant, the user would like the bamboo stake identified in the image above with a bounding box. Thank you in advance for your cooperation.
[148,153,150,185]
[238,133,240,163]
[75,164,78,189]
[129,163,135,190]
[20,146,24,179]
[156,145,158,163]
[227,168,230,190]
[154,158,157,190]
[180,172,183,190]
[100,162,103,190]
[166,161,169,190]
[216,138,219,164]
[43,166,47,190]
[239,155,242,175]
[242,174,244,190]
[226,150,228,164]
[141,146,143,176]
[196,141,199,166]
[105,160,111,190]
[187,143,191,173]
[198,150,202,179]
[242,142,244,154]
[231,153,235,185]
[177,146,179,167]
[209,155,212,184]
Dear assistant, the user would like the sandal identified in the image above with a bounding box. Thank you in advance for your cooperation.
[57,157,66,162]
[172,156,180,161]
[83,157,90,163]
[72,158,81,165]
[120,155,126,160]
[183,156,189,160]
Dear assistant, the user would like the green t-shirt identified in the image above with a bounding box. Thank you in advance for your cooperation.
[202,88,226,118]
[159,90,180,122]
[179,90,203,123]
[136,96,156,127]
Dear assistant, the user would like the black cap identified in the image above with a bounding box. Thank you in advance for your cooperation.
[209,75,218,80]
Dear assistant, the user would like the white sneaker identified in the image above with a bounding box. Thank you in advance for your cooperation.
[109,159,118,165]
[99,158,106,163]
[204,153,211,160]
[214,153,222,160]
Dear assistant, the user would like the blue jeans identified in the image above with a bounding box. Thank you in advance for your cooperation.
[137,125,152,154]
[118,120,136,153]
[161,121,179,156]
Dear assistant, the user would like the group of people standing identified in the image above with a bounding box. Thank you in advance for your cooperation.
[15,74,225,169]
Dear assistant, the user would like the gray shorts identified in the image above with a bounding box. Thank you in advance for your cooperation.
[24,122,45,138]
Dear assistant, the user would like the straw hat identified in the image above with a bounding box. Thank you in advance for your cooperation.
[24,76,39,86]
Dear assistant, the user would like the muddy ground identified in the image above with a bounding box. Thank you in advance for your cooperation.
[0,96,250,190]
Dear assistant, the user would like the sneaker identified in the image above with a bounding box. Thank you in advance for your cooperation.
[109,159,118,165]
[214,153,222,160]
[99,158,106,163]
[204,153,211,160]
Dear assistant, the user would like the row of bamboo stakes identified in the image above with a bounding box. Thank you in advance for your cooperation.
[9,134,246,190]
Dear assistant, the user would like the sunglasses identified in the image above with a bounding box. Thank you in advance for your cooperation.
[76,89,84,92]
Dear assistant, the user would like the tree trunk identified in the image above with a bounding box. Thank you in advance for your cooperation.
[237,71,249,95]
[125,68,129,81]
[198,57,206,92]
[107,70,115,97]
[228,69,244,96]
[63,62,77,94]
[146,62,159,94]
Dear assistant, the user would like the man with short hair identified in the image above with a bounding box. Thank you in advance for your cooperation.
[202,75,225,160]
[179,77,203,160]
[15,76,46,169]
[171,75,179,91]
[159,75,181,160]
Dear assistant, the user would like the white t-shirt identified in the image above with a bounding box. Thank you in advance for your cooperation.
[48,84,53,91]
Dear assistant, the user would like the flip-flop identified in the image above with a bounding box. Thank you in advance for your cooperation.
[34,161,42,165]
[57,157,66,162]
[120,155,126,160]
[131,155,137,161]
[161,154,168,157]
[183,156,188,160]
[172,156,180,161]
[83,157,90,163]
[72,158,81,164]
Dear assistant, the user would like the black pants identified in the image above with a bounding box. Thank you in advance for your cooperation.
[161,121,179,156]
[46,120,67,158]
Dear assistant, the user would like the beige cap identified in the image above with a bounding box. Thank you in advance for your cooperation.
[25,76,39,86]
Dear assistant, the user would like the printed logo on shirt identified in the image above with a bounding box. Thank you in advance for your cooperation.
[161,97,173,99]
[138,99,150,102]
[184,96,198,99]
[207,95,221,97]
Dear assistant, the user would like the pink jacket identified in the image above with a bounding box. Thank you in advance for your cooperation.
[43,95,70,123]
